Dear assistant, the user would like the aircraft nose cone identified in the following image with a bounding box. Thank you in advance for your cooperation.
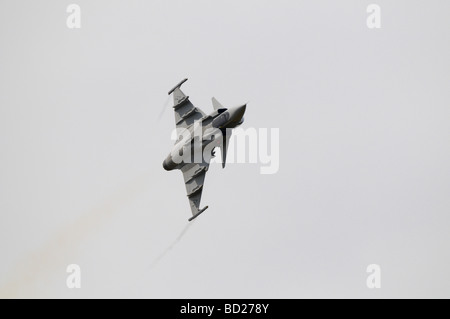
[225,104,246,127]
[236,104,246,125]
[236,104,246,117]
[231,104,246,123]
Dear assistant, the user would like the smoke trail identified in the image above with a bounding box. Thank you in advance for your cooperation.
[157,95,171,121]
[0,173,151,298]
[149,220,195,269]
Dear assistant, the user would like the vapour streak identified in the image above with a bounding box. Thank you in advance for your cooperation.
[149,221,195,269]
[0,173,151,298]
[157,95,171,121]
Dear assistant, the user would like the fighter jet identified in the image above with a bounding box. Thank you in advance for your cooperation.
[162,78,247,221]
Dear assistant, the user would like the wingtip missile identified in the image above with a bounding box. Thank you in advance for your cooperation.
[168,78,188,95]
[188,206,209,222]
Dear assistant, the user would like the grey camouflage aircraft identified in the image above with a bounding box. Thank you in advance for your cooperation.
[163,79,247,221]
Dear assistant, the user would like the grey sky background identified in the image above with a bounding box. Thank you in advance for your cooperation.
[0,0,449,298]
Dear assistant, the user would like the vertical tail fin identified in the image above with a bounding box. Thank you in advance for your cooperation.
[212,97,224,111]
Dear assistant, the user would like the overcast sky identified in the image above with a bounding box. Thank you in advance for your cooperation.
[0,0,449,298]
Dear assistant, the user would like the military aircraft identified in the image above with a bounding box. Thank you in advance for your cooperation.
[162,78,247,221]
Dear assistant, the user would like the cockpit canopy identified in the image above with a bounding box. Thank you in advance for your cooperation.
[212,111,230,128]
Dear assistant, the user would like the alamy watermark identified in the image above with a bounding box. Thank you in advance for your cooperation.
[66,4,81,29]
[366,4,381,29]
[366,264,381,289]
[66,264,81,289]
[168,123,280,175]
